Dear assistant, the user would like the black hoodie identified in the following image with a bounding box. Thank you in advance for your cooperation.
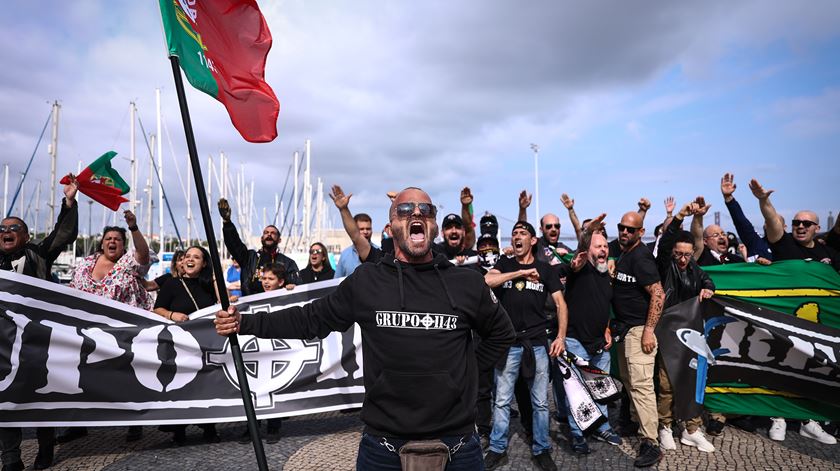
[240,253,515,439]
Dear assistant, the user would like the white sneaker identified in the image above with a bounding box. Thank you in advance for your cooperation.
[769,417,786,441]
[800,420,837,445]
[659,426,677,450]
[681,429,715,452]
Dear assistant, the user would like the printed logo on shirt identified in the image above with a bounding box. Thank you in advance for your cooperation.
[503,280,545,292]
[615,271,636,283]
[375,311,458,331]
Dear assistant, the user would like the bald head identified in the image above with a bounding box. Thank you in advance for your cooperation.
[617,212,644,251]
[703,224,728,253]
[540,213,561,243]
[389,187,438,263]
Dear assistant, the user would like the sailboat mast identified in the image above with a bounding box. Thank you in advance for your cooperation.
[156,89,164,252]
[304,140,311,249]
[130,102,137,214]
[48,101,60,226]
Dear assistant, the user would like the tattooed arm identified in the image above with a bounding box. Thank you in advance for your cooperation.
[641,281,665,354]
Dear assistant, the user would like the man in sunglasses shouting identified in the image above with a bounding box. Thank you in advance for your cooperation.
[750,178,840,271]
[216,187,515,470]
[0,174,78,471]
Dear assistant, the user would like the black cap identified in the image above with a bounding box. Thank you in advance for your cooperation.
[477,232,500,248]
[479,214,499,235]
[442,213,463,228]
[512,220,536,237]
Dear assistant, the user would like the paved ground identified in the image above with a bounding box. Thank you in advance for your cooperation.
[14,410,840,470]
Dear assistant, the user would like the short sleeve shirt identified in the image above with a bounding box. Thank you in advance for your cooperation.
[770,233,840,271]
[611,243,660,327]
[70,251,152,310]
[492,256,562,334]
[558,262,613,353]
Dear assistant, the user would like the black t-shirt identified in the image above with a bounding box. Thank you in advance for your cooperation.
[154,272,173,289]
[770,232,840,271]
[535,237,572,266]
[611,243,660,327]
[300,266,335,284]
[558,262,613,353]
[608,239,621,258]
[492,256,562,337]
[154,277,217,314]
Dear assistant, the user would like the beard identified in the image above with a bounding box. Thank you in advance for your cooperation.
[595,261,609,273]
[391,223,437,259]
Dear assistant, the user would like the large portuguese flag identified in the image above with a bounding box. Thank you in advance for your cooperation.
[703,260,840,420]
[158,0,279,143]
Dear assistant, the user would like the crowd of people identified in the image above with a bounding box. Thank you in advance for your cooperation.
[1,171,838,470]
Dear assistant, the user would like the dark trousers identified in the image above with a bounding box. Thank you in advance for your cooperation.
[0,427,54,465]
[355,433,484,470]
[476,366,495,435]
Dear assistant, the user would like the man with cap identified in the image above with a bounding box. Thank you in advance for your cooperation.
[484,220,567,471]
[434,213,478,265]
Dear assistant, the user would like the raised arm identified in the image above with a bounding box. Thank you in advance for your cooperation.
[125,210,149,266]
[721,173,772,258]
[658,202,696,265]
[637,197,652,223]
[219,198,250,266]
[690,196,711,260]
[330,185,371,262]
[460,187,476,249]
[484,267,539,288]
[518,190,531,222]
[561,193,582,241]
[749,178,784,244]
[40,175,79,262]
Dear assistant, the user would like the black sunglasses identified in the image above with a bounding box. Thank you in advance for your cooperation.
[395,202,437,219]
[617,223,640,234]
[0,224,23,233]
[792,219,817,228]
[543,224,560,230]
[309,249,323,255]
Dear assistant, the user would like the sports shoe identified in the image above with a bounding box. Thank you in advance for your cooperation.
[533,451,557,471]
[800,420,837,445]
[706,418,725,436]
[484,450,507,470]
[594,429,623,446]
[729,416,757,433]
[658,426,676,450]
[571,435,590,454]
[680,429,715,452]
[769,417,786,441]
[634,440,663,468]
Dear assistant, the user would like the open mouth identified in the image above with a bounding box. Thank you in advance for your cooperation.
[185,261,196,269]
[2,235,14,244]
[513,240,524,250]
[409,221,425,242]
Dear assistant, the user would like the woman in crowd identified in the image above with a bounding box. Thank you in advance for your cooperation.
[299,242,334,283]
[65,210,151,443]
[153,245,220,443]
[145,249,185,292]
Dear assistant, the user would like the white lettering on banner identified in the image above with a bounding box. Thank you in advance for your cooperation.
[0,311,30,392]
[81,327,124,364]
[131,325,202,393]
[37,321,84,395]
[317,331,348,382]
[207,336,321,409]
[374,311,458,331]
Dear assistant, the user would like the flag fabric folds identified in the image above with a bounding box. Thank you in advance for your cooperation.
[158,0,279,143]
[60,151,129,211]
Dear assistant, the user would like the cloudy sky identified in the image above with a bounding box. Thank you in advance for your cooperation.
[2,1,839,245]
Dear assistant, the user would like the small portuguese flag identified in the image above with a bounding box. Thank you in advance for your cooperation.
[158,0,279,143]
[60,151,130,211]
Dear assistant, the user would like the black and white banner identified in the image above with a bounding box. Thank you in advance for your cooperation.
[657,296,840,420]
[0,271,363,427]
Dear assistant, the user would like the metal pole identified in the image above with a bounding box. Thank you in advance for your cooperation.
[48,101,60,225]
[157,89,164,253]
[531,143,540,222]
[168,56,269,471]
[130,102,137,214]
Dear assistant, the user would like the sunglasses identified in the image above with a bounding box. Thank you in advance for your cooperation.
[617,223,640,234]
[0,224,23,233]
[395,202,437,219]
[309,249,323,255]
[792,219,818,228]
[543,224,561,230]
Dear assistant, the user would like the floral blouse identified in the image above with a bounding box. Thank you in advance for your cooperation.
[70,251,152,310]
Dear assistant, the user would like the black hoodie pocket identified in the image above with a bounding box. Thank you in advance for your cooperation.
[362,369,466,436]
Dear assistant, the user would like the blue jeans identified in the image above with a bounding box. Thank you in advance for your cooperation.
[564,337,612,438]
[355,432,484,470]
[489,345,550,455]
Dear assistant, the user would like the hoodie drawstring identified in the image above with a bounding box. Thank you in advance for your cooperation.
[395,259,406,310]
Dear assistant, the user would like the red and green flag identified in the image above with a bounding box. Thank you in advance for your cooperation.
[60,151,130,211]
[158,0,279,143]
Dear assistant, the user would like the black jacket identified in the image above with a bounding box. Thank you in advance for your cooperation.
[299,265,335,284]
[222,220,301,295]
[0,199,78,281]
[240,253,515,439]
[656,217,715,308]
